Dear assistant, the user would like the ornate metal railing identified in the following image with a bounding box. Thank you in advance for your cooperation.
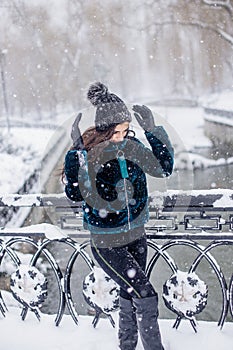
[0,189,233,332]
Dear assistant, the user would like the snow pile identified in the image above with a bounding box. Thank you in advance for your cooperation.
[0,223,68,240]
[150,188,233,208]
[0,193,42,207]
[153,106,211,152]
[203,113,233,128]
[10,265,47,307]
[0,126,60,193]
[83,266,119,313]
[213,190,233,208]
[0,192,70,207]
[0,128,51,189]
[163,271,208,319]
[175,152,233,170]
[201,90,233,128]
[0,307,232,350]
[201,89,233,111]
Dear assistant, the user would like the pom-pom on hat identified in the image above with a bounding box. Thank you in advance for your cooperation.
[87,82,132,131]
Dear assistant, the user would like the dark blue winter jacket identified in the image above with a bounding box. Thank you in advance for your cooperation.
[64,126,174,235]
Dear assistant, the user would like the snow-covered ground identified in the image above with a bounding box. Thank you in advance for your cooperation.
[200,89,233,111]
[0,127,57,193]
[0,119,75,194]
[1,307,232,350]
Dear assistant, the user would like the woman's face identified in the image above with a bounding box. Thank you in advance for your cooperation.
[110,122,129,143]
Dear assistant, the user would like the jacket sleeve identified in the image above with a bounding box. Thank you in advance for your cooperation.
[64,149,88,202]
[137,126,174,177]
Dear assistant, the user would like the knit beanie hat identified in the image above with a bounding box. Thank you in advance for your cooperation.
[87,82,132,131]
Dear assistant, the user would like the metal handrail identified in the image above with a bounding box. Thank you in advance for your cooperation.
[0,189,233,331]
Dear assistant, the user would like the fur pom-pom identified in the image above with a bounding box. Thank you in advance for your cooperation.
[87,82,109,106]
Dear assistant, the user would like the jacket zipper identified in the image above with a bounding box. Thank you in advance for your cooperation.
[117,150,131,231]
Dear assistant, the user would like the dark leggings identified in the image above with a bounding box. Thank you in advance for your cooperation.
[91,236,157,299]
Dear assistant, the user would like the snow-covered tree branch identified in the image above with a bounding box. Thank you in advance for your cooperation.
[202,0,233,17]
[201,0,233,44]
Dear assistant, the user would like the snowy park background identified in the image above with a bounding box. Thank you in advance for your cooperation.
[1,1,233,349]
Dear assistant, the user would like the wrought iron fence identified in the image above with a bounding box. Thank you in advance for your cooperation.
[0,189,233,332]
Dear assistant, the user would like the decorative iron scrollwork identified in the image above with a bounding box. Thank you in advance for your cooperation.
[163,270,208,332]
[1,191,233,332]
[147,215,178,231]
[10,265,47,321]
[83,266,119,328]
[184,213,222,231]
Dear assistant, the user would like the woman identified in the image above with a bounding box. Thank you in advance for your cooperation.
[64,82,174,350]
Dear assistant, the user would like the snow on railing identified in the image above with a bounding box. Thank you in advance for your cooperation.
[0,189,233,332]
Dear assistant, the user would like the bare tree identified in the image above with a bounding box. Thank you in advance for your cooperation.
[203,0,233,17]
[201,0,233,44]
[1,0,233,118]
[0,49,10,132]
[111,0,233,98]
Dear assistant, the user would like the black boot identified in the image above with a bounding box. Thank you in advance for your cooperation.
[118,296,138,350]
[133,295,164,350]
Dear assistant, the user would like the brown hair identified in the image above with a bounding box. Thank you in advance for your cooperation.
[62,124,135,182]
[81,125,116,157]
[71,125,117,160]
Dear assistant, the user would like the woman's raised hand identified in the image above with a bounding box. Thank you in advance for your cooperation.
[71,113,85,150]
[132,105,155,132]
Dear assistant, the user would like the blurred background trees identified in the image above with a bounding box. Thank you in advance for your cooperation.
[0,0,233,121]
